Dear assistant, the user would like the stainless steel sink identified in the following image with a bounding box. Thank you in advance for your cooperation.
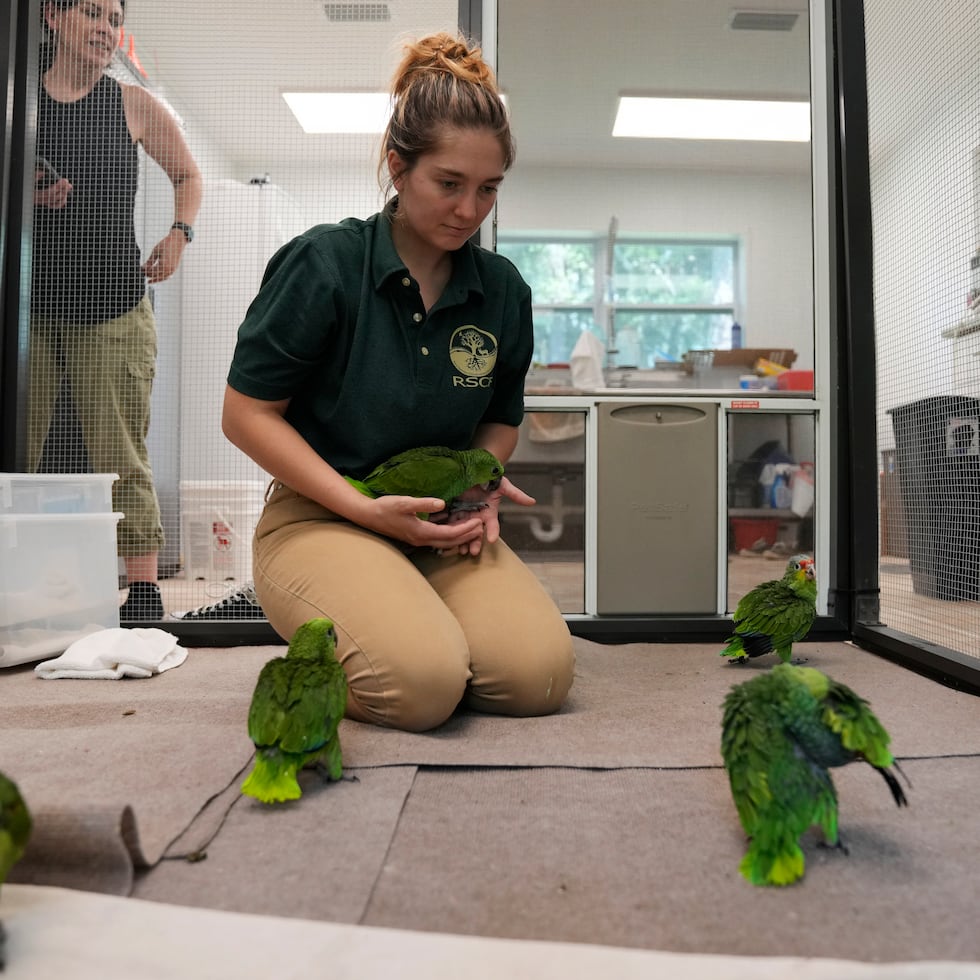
[596,369,692,390]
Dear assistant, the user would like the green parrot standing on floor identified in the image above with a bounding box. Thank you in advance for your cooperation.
[721,554,817,663]
[241,618,347,804]
[345,445,504,516]
[0,770,33,970]
[721,662,908,887]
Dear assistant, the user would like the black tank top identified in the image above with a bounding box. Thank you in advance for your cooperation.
[32,75,145,324]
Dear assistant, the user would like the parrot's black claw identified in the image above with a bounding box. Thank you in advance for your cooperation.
[313,762,342,783]
[817,835,849,857]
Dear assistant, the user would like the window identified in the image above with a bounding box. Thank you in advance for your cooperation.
[497,236,739,367]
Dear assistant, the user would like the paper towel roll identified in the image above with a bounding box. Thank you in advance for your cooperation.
[569,331,606,389]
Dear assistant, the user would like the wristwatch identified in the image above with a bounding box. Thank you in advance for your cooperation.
[171,221,194,243]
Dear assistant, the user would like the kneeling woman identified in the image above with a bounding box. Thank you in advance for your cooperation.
[222,32,575,732]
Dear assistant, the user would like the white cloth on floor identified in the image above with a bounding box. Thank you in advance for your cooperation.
[34,627,187,680]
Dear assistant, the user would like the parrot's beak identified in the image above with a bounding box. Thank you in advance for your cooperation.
[484,477,503,492]
[803,560,815,580]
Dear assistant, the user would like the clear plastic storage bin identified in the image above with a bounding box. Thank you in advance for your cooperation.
[0,511,124,667]
[0,472,117,514]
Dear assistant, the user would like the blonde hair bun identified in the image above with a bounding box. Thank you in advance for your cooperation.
[392,32,499,96]
[379,31,515,192]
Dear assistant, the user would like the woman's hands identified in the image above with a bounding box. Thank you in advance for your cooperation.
[358,494,485,552]
[428,475,536,557]
[360,475,534,556]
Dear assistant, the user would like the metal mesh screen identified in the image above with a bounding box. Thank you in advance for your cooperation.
[24,0,458,621]
[17,0,820,629]
[867,0,980,658]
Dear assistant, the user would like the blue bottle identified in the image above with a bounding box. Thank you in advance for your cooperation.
[731,321,743,349]
[771,473,792,509]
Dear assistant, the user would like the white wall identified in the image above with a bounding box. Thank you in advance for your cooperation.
[261,160,387,228]
[498,165,815,369]
[177,180,310,484]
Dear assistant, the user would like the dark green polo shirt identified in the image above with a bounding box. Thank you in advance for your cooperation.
[227,203,533,477]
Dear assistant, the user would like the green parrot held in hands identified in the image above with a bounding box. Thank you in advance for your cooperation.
[721,662,908,887]
[721,554,817,664]
[241,618,348,804]
[1,770,33,971]
[345,445,504,517]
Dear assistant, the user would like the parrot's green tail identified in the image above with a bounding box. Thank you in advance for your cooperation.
[740,841,806,887]
[241,751,303,804]
[720,636,746,660]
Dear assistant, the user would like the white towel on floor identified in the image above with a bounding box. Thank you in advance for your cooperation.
[34,627,187,680]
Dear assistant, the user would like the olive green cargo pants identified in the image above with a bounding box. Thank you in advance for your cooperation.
[27,296,164,557]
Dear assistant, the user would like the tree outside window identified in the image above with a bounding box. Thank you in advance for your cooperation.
[498,237,739,366]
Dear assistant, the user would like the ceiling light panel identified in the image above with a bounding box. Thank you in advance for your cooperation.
[613,96,811,142]
[282,92,391,133]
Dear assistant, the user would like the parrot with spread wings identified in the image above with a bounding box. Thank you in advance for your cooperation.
[721,662,908,886]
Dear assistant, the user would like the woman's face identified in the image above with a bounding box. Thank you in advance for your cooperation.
[46,0,124,71]
[389,128,506,256]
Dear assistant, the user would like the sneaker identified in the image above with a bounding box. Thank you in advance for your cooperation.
[169,582,265,621]
[119,581,165,622]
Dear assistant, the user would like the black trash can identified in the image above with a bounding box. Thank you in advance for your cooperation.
[888,395,980,600]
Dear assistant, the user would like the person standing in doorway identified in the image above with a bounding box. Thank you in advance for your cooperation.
[221,33,575,731]
[30,0,202,621]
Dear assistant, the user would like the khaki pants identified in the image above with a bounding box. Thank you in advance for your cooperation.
[253,483,576,732]
[27,297,164,557]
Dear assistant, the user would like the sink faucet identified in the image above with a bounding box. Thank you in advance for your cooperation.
[607,368,632,388]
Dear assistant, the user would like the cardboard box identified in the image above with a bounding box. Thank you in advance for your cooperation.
[684,348,798,372]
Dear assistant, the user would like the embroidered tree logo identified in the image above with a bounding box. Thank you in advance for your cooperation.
[449,325,498,377]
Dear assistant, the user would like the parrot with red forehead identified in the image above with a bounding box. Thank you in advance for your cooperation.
[721,555,817,664]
